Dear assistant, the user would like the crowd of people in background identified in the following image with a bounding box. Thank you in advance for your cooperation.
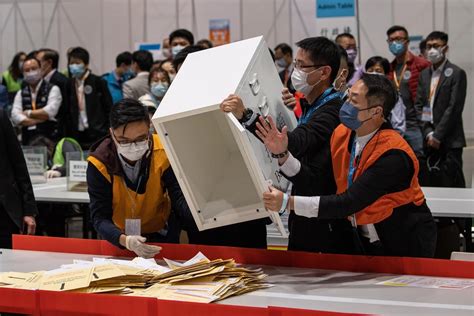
[0,25,468,259]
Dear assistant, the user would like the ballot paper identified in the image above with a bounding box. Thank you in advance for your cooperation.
[377,276,474,290]
[0,252,270,303]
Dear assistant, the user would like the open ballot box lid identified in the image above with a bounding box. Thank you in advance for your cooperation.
[152,36,296,237]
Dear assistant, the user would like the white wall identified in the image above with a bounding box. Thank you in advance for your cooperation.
[0,0,472,138]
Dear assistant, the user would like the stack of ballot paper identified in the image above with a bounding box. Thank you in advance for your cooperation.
[0,252,271,303]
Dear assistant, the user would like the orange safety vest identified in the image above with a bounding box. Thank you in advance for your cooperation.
[88,134,171,234]
[330,124,425,225]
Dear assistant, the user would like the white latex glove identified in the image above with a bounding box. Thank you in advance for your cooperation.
[46,170,61,178]
[125,235,161,258]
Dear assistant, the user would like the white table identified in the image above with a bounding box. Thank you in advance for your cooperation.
[0,249,473,315]
[33,177,89,204]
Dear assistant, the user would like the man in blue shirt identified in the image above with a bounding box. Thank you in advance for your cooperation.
[103,52,133,105]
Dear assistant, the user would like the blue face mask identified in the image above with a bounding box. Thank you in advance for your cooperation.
[123,68,134,78]
[69,63,85,78]
[151,82,169,97]
[339,102,377,130]
[172,45,185,58]
[389,41,405,56]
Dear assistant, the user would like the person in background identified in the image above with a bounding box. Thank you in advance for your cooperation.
[274,43,294,87]
[87,99,192,257]
[0,108,37,248]
[333,45,350,95]
[160,60,176,82]
[161,37,171,60]
[335,33,362,86]
[197,39,213,49]
[11,57,62,145]
[2,51,26,105]
[67,47,113,149]
[138,66,170,117]
[103,52,134,105]
[36,48,70,138]
[261,74,436,258]
[365,56,406,135]
[169,29,194,59]
[386,25,430,157]
[122,50,153,100]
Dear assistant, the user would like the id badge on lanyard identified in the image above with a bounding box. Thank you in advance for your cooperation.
[348,138,358,227]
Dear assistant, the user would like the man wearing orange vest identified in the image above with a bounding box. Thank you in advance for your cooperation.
[259,74,436,257]
[87,99,192,258]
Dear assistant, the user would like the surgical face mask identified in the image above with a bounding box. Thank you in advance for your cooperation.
[151,82,169,97]
[346,49,357,64]
[333,69,348,92]
[339,101,377,130]
[23,70,42,85]
[291,67,323,96]
[162,48,171,59]
[115,138,149,162]
[389,41,406,57]
[69,63,86,78]
[172,45,185,58]
[426,47,445,64]
[123,68,134,78]
[276,58,289,69]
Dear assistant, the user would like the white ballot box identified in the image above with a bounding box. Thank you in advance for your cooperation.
[152,36,296,236]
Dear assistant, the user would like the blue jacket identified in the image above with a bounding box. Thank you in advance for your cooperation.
[102,71,132,105]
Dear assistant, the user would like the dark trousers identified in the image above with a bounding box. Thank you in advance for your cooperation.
[0,206,20,249]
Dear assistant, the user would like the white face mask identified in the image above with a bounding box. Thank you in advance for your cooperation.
[291,67,323,96]
[172,45,185,58]
[115,138,149,162]
[427,47,445,64]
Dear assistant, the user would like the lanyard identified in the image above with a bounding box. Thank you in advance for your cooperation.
[123,171,144,219]
[298,88,341,125]
[347,137,358,188]
[428,77,440,103]
[392,63,408,91]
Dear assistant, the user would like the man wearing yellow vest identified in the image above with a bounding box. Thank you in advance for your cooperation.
[87,98,192,258]
[260,74,437,257]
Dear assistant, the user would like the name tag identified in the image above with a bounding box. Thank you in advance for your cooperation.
[421,106,432,122]
[125,218,141,236]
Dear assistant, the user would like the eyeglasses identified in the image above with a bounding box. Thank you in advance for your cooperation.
[425,44,445,50]
[112,133,149,147]
[387,37,407,43]
[293,60,326,71]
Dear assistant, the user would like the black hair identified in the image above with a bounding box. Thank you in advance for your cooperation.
[169,29,195,46]
[26,51,38,59]
[116,51,133,68]
[360,73,397,118]
[419,39,427,53]
[22,56,41,71]
[148,65,170,85]
[296,37,341,82]
[132,50,153,72]
[335,33,355,42]
[337,44,353,81]
[8,51,26,80]
[172,45,205,72]
[197,39,213,49]
[337,45,348,63]
[268,48,275,62]
[274,43,293,57]
[426,31,448,44]
[38,48,60,69]
[69,47,90,65]
[365,56,390,75]
[110,98,150,131]
[386,25,409,38]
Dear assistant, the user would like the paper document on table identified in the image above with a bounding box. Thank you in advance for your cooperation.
[40,267,94,291]
[164,252,210,269]
[377,276,474,290]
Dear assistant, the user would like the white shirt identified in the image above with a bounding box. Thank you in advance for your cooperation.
[279,129,381,243]
[11,79,62,126]
[429,59,447,123]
